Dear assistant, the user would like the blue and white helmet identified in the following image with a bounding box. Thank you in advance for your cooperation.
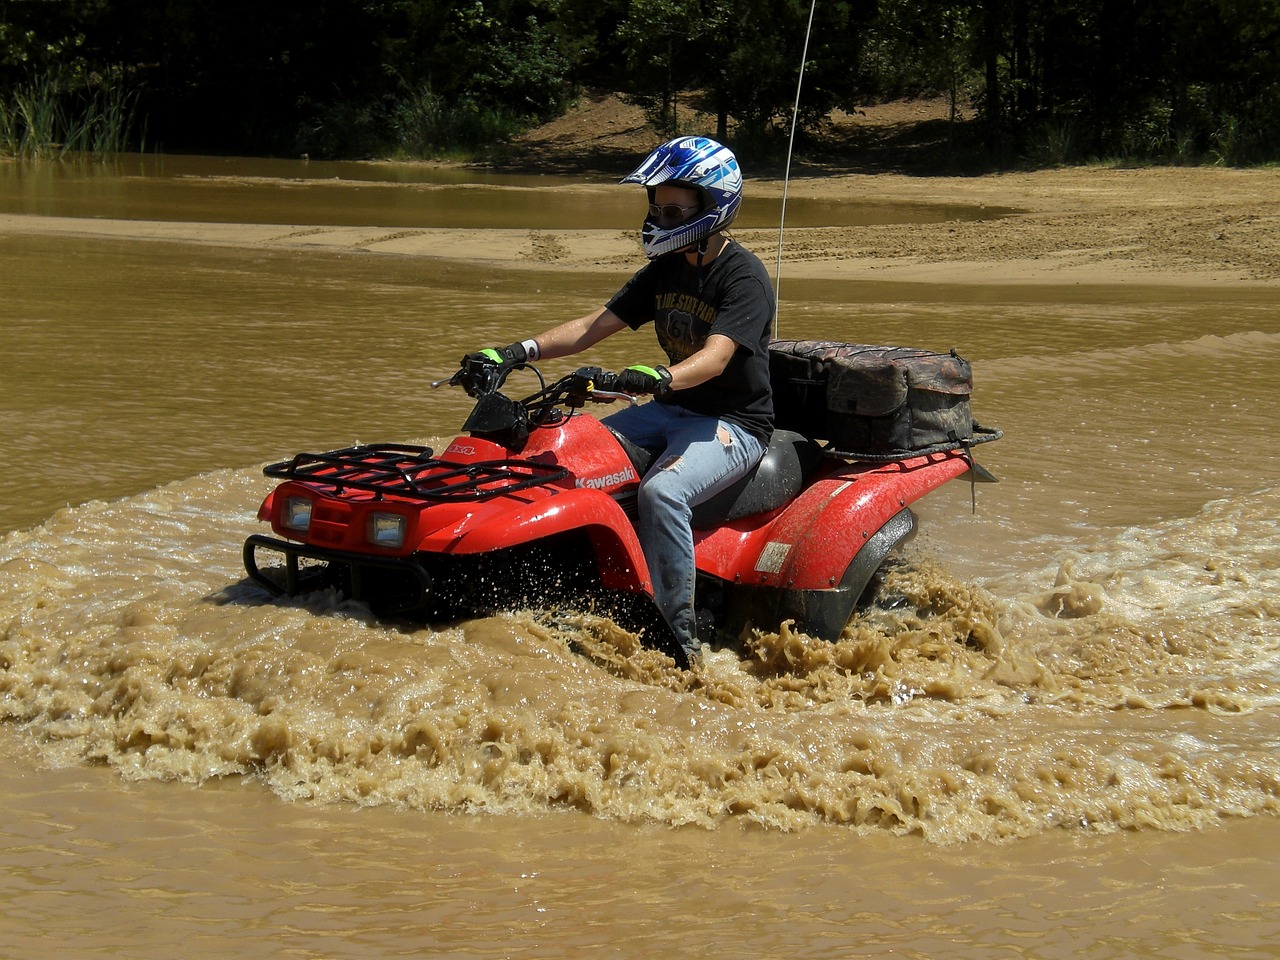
[622,136,743,259]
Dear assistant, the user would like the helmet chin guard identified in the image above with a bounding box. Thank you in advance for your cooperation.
[622,136,743,259]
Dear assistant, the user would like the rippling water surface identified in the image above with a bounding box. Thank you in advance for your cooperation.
[2,157,1279,958]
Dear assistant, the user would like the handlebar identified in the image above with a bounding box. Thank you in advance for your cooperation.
[435,360,637,411]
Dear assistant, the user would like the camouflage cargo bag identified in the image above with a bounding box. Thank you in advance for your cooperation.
[768,341,976,457]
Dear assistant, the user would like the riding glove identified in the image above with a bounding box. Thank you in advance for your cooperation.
[613,364,673,396]
[462,341,529,369]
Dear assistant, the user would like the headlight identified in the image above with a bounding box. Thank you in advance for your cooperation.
[367,512,407,549]
[283,496,313,531]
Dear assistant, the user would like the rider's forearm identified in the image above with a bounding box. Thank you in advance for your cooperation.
[530,308,626,360]
[665,334,737,390]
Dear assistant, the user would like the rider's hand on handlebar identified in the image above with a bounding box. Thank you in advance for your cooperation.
[567,365,612,396]
[457,342,529,398]
[462,341,529,370]
[613,364,673,397]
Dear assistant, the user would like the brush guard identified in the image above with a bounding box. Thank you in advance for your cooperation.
[244,535,435,613]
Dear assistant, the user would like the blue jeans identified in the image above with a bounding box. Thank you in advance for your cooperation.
[602,401,765,658]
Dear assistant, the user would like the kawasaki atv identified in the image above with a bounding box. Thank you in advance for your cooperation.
[244,343,999,662]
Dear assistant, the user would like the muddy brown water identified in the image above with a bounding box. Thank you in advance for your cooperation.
[2,156,1279,957]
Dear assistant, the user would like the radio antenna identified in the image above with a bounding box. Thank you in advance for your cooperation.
[773,0,819,338]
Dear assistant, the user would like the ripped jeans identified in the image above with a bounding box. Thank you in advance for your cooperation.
[602,400,765,658]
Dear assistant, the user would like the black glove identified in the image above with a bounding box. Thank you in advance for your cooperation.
[613,364,673,396]
[462,342,528,369]
[457,342,529,397]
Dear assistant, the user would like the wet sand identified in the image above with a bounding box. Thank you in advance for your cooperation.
[4,165,1278,286]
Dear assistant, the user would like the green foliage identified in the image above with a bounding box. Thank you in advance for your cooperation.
[464,15,573,123]
[388,83,527,157]
[1,0,1277,163]
[614,0,702,134]
[615,0,874,144]
[1,68,143,158]
[959,0,1280,163]
[862,0,978,119]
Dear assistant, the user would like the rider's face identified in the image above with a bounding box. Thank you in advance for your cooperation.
[650,184,701,227]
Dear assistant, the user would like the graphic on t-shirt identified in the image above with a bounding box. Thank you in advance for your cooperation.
[655,291,716,325]
[655,292,715,362]
[659,309,701,361]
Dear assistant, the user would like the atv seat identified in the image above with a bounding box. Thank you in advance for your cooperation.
[608,427,824,529]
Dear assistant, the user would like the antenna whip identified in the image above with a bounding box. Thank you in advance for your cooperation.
[773,0,819,337]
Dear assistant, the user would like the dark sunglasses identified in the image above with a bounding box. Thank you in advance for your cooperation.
[648,202,700,222]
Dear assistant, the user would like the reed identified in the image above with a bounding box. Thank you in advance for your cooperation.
[1,69,143,159]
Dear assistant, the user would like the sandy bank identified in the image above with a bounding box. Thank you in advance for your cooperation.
[4,165,1278,286]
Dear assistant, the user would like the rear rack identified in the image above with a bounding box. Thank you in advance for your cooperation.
[821,423,1003,462]
[263,443,571,503]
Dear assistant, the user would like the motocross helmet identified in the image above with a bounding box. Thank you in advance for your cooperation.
[622,136,743,259]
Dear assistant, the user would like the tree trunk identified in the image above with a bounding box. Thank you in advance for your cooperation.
[983,0,1002,151]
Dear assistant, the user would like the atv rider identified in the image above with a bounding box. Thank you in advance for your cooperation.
[463,137,775,663]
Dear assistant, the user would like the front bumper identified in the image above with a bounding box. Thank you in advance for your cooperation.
[243,534,433,614]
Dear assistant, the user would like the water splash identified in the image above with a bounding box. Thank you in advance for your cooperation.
[2,473,1278,841]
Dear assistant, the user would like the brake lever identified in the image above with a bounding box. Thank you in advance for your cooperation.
[435,359,509,397]
[591,389,638,404]
[431,366,469,389]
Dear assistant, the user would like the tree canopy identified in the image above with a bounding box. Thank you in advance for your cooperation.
[3,0,1277,164]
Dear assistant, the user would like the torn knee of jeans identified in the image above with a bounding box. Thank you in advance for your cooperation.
[658,455,682,471]
[716,425,733,446]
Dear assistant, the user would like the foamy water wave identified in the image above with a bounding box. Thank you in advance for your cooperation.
[2,472,1278,841]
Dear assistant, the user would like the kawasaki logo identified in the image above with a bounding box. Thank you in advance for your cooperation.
[576,466,637,489]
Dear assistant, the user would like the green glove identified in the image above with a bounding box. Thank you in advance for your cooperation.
[613,364,673,396]
[462,342,528,369]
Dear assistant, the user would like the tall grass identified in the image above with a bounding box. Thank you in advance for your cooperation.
[1,70,144,159]
[389,83,526,158]
[296,83,528,160]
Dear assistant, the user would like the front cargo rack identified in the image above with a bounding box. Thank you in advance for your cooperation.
[262,442,571,503]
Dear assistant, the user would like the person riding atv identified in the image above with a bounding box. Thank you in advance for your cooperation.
[243,143,1000,666]
[464,137,775,664]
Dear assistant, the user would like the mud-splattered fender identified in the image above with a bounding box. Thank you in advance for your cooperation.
[695,452,973,591]
[420,487,651,594]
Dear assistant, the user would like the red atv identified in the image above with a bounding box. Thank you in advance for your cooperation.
[243,342,999,662]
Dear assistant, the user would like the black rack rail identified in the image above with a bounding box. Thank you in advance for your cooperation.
[821,424,1003,462]
[262,443,571,503]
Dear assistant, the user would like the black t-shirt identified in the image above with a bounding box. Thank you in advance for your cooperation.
[605,240,775,444]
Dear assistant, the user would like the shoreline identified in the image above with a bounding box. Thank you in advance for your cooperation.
[4,164,1279,287]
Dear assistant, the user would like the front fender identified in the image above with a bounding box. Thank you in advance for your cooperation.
[420,487,651,594]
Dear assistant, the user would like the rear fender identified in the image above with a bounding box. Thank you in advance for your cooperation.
[697,451,972,591]
[780,452,971,588]
[709,507,918,643]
